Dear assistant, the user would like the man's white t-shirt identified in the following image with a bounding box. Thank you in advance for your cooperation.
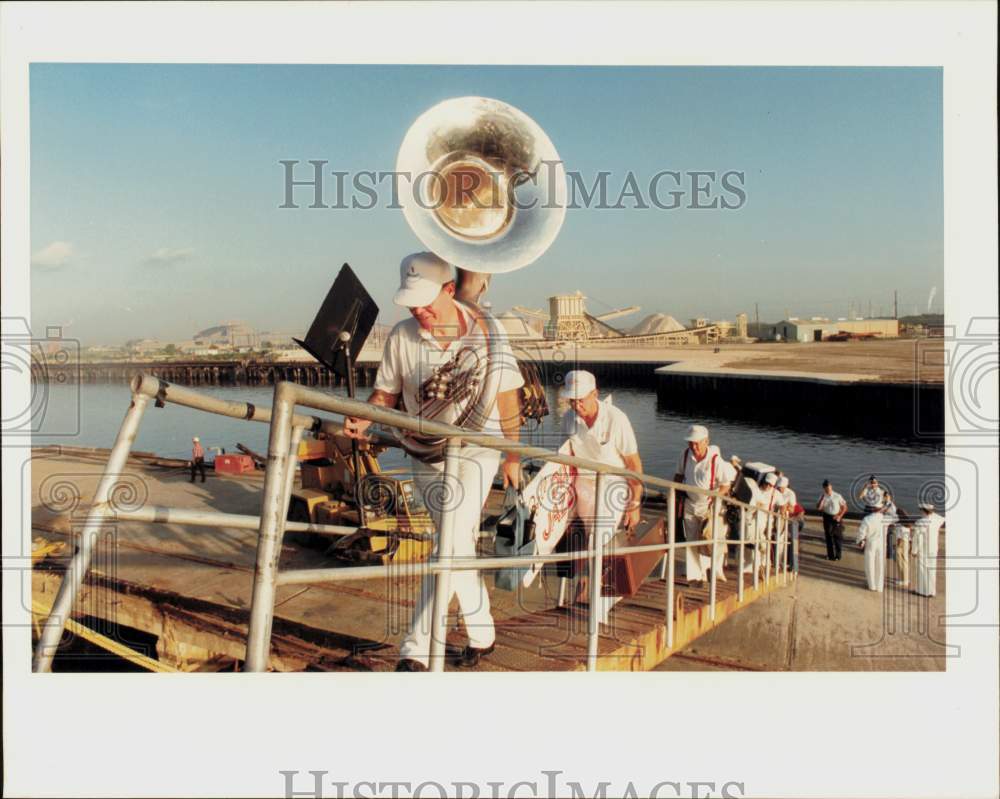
[562,395,638,469]
[819,491,846,516]
[373,301,524,436]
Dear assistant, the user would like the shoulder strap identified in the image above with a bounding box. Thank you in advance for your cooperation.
[710,453,718,489]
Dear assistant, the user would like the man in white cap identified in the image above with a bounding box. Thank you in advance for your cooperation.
[776,476,803,574]
[911,502,944,596]
[752,472,782,574]
[344,252,525,671]
[674,424,736,584]
[559,370,643,623]
[190,436,206,483]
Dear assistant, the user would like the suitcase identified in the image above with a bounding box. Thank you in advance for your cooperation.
[600,515,666,597]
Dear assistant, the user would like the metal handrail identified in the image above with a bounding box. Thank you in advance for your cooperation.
[32,374,795,674]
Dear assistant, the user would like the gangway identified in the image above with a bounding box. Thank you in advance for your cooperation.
[32,375,794,673]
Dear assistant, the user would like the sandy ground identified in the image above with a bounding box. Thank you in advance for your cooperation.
[657,524,947,671]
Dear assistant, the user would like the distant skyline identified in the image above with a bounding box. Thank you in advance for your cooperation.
[30,65,943,346]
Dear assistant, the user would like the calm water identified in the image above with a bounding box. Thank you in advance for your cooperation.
[34,383,946,513]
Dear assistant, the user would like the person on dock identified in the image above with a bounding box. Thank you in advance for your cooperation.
[816,480,847,560]
[189,436,206,483]
[883,492,911,587]
[559,369,643,623]
[855,503,888,593]
[343,252,525,672]
[752,472,781,574]
[911,502,944,597]
[674,424,736,585]
[777,476,803,573]
[881,490,901,561]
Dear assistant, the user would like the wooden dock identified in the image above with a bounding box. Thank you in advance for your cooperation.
[30,452,791,672]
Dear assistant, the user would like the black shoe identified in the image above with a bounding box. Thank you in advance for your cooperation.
[456,643,495,668]
[394,658,427,672]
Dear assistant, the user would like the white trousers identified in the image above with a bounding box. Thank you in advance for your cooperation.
[912,527,938,597]
[858,513,886,592]
[574,473,626,625]
[399,446,500,666]
[683,503,727,582]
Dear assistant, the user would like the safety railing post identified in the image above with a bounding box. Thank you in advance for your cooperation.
[245,382,296,672]
[666,487,676,649]
[428,438,462,673]
[737,505,746,603]
[782,517,789,585]
[752,510,760,592]
[765,513,773,586]
[33,392,152,672]
[587,472,606,672]
[708,499,718,621]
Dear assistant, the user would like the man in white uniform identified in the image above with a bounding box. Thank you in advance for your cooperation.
[754,472,781,573]
[560,370,643,624]
[911,501,944,597]
[776,476,802,573]
[344,252,524,671]
[855,475,888,591]
[674,425,736,584]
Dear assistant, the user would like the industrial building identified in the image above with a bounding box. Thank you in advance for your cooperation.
[760,318,900,342]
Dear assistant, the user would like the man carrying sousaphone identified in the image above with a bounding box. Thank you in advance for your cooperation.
[344,252,525,672]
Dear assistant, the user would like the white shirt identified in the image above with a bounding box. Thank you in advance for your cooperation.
[779,488,798,513]
[562,395,638,469]
[677,444,737,515]
[819,491,846,516]
[859,485,885,509]
[373,302,524,436]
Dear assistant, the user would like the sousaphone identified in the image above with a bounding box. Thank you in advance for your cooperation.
[395,97,566,460]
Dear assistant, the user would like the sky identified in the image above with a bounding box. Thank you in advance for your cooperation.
[29,65,943,346]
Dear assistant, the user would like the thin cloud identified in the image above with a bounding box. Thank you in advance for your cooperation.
[31,241,75,269]
[144,247,194,267]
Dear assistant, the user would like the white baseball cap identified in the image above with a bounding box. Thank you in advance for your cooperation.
[684,424,709,442]
[392,252,454,308]
[559,370,597,400]
[918,501,935,511]
[777,476,789,488]
[764,473,778,486]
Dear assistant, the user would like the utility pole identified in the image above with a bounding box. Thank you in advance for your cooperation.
[755,303,759,326]
[868,300,872,318]
[894,290,898,319]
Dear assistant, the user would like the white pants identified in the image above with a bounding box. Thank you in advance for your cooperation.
[574,473,626,625]
[683,503,726,582]
[858,513,885,592]
[912,527,938,597]
[399,446,499,666]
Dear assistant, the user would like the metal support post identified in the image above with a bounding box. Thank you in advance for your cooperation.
[708,501,718,621]
[587,472,606,671]
[738,506,746,603]
[666,487,676,648]
[33,392,152,672]
[428,438,462,673]
[245,382,296,672]
[752,510,760,592]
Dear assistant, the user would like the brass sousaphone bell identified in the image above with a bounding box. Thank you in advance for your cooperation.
[395,97,567,460]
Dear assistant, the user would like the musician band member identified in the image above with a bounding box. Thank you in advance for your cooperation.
[344,252,524,671]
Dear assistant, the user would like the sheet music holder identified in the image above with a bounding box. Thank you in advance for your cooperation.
[294,263,379,379]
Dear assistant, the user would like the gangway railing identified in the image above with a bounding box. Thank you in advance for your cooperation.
[33,374,792,673]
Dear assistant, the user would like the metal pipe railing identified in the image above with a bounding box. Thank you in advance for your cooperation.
[33,374,794,673]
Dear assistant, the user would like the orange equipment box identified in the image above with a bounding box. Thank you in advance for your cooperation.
[213,454,256,475]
